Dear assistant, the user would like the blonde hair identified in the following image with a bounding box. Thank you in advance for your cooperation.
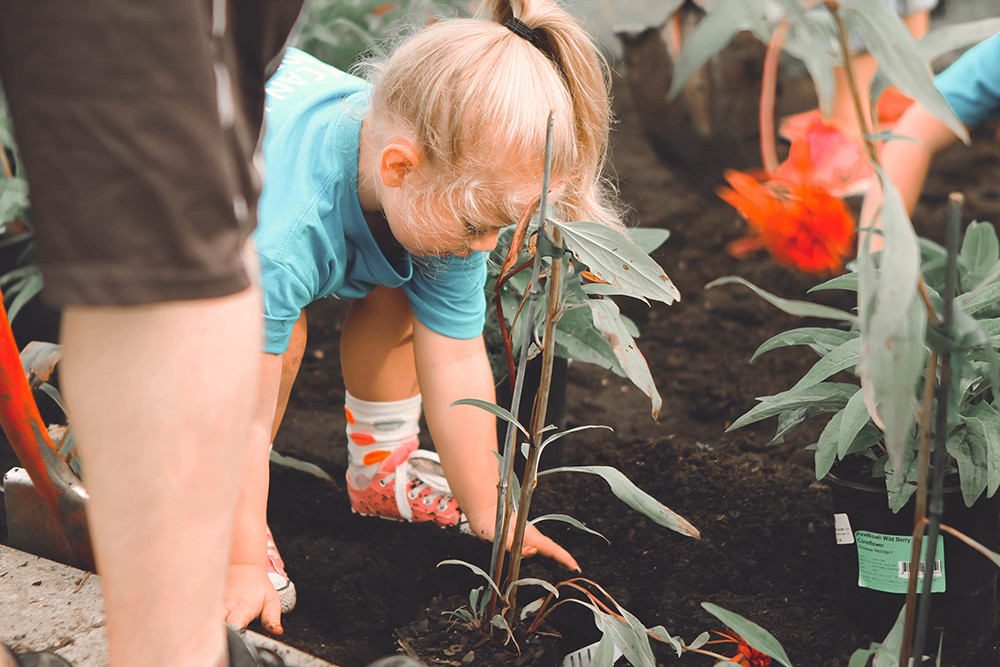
[359,0,621,230]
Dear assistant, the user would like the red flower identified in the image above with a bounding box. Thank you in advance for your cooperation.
[708,631,772,667]
[718,138,855,275]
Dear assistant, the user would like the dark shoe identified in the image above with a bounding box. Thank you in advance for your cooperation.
[226,627,284,667]
[1,645,73,667]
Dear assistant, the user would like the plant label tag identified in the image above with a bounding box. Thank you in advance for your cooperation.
[855,530,946,594]
[833,513,854,544]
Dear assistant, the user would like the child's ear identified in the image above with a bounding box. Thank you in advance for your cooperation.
[378,140,421,188]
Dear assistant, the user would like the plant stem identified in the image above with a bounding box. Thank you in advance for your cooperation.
[759,19,789,176]
[505,223,563,626]
[826,1,877,163]
[899,348,938,667]
[0,146,13,179]
[490,112,557,624]
[912,193,963,659]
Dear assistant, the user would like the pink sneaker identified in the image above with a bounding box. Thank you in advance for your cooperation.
[347,440,470,532]
[265,524,296,614]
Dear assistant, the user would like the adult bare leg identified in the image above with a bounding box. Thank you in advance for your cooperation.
[60,287,262,667]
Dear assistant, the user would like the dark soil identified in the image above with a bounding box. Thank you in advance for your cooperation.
[4,58,1000,667]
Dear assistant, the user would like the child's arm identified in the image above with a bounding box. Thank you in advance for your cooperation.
[412,319,580,571]
[224,351,284,634]
[858,103,962,253]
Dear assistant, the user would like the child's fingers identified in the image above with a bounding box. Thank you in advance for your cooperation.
[523,526,581,572]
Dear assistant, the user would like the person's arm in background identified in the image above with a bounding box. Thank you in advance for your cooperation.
[859,32,1000,253]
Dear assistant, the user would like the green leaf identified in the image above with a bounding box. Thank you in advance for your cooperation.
[842,0,968,143]
[504,577,558,600]
[788,338,861,392]
[706,276,857,324]
[588,299,662,419]
[451,398,529,438]
[541,424,612,452]
[538,465,699,538]
[809,271,859,293]
[701,602,793,667]
[4,269,41,323]
[627,227,670,254]
[751,327,856,361]
[857,173,924,478]
[814,409,843,481]
[959,221,999,291]
[962,402,1000,498]
[915,18,1000,66]
[648,625,687,656]
[957,281,1000,317]
[554,304,622,372]
[728,382,859,431]
[437,559,502,597]
[0,177,29,224]
[268,450,334,482]
[550,220,680,306]
[838,388,871,459]
[529,513,610,544]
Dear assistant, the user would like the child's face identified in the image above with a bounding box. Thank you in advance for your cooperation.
[381,172,538,259]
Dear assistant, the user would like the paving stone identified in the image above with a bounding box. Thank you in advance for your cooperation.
[0,545,334,666]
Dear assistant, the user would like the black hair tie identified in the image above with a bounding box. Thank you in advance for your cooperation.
[504,17,543,51]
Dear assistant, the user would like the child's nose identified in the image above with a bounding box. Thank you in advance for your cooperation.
[467,230,499,253]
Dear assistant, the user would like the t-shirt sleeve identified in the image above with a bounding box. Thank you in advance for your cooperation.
[404,253,488,340]
[259,254,315,354]
[935,33,1000,128]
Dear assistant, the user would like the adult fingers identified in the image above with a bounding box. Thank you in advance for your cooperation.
[259,592,284,636]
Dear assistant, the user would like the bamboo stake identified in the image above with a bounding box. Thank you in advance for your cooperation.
[488,112,557,620]
[912,193,963,658]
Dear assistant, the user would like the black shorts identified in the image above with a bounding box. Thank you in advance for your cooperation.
[0,0,304,306]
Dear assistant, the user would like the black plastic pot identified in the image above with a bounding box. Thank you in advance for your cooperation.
[827,470,1000,647]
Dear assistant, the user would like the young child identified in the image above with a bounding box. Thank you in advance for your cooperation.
[859,31,1000,251]
[223,0,620,634]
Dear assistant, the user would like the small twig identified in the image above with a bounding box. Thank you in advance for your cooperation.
[0,146,13,179]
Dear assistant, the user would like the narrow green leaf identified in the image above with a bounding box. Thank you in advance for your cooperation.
[752,327,856,361]
[788,338,861,392]
[843,0,968,143]
[959,221,999,290]
[437,559,502,597]
[701,603,792,667]
[728,382,858,431]
[538,465,699,538]
[452,398,529,438]
[541,424,612,451]
[627,227,670,254]
[504,577,558,599]
[961,402,1000,498]
[529,513,610,544]
[814,409,843,481]
[838,388,871,459]
[268,450,334,482]
[706,276,856,323]
[588,299,662,419]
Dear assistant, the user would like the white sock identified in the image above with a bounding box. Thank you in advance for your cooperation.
[345,391,422,489]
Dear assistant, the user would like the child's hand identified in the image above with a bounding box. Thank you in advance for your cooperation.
[224,563,284,635]
[464,508,580,572]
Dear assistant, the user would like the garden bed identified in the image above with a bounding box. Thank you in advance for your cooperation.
[264,71,1000,666]
[2,69,998,666]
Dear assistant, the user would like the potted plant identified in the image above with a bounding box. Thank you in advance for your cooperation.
[712,216,1000,647]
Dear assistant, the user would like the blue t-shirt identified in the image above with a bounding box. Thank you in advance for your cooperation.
[935,32,1000,128]
[256,49,488,354]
